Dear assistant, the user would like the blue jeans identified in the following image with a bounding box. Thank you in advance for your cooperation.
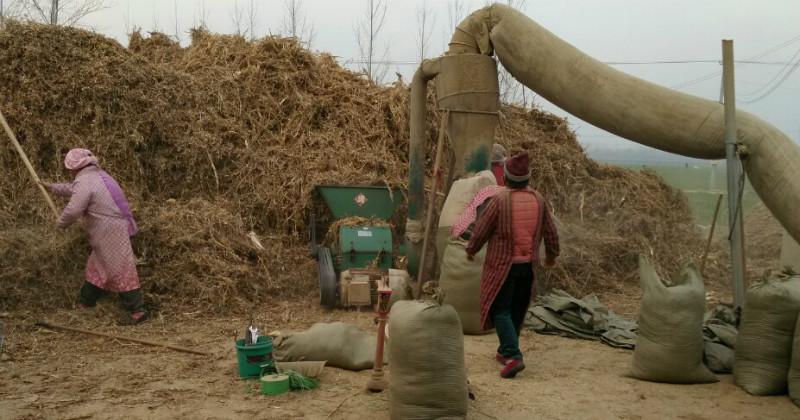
[490,263,533,360]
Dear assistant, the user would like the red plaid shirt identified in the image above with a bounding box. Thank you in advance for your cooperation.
[466,187,559,330]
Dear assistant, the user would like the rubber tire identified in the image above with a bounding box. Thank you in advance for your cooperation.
[318,247,337,309]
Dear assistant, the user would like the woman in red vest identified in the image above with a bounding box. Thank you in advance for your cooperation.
[466,152,560,378]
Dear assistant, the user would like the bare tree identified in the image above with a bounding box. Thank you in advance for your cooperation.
[173,0,180,42]
[446,0,466,31]
[416,0,435,62]
[440,0,467,51]
[0,0,23,25]
[18,0,106,26]
[230,0,245,36]
[247,0,257,40]
[354,0,389,83]
[196,0,208,29]
[122,0,130,34]
[151,0,160,32]
[281,0,315,48]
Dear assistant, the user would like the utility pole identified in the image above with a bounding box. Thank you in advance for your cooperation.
[722,39,745,308]
[50,0,59,25]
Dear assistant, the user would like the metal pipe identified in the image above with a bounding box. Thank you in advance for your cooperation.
[450,4,800,245]
[722,40,744,308]
[406,58,440,279]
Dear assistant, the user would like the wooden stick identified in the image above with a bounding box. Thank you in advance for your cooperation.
[700,194,724,276]
[35,321,210,356]
[415,111,449,300]
[0,109,59,219]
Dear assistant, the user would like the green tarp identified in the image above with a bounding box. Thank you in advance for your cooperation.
[524,289,637,349]
[525,289,738,374]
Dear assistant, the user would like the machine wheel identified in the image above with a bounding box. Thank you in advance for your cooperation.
[318,247,337,309]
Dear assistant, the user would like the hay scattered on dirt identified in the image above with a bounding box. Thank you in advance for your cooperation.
[0,22,711,312]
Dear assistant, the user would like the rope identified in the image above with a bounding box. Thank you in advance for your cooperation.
[727,151,749,241]
[405,219,424,243]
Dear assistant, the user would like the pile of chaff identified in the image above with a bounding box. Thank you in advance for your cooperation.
[0,22,714,312]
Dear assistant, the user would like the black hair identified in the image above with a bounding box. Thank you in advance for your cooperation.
[505,176,529,190]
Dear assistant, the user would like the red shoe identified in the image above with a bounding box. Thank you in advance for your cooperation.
[500,358,525,379]
[496,353,509,365]
[119,311,149,326]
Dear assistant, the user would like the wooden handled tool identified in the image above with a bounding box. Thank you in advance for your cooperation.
[0,109,59,219]
[35,321,211,356]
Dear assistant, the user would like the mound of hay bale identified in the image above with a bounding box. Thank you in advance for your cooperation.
[630,257,717,384]
[734,270,800,395]
[0,22,710,313]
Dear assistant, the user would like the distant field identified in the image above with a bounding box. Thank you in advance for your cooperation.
[617,163,761,228]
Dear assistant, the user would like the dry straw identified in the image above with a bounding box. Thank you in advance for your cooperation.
[0,23,716,312]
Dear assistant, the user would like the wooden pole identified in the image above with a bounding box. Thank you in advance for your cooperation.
[415,111,449,300]
[0,109,60,219]
[722,40,745,307]
[700,194,724,276]
[35,321,211,356]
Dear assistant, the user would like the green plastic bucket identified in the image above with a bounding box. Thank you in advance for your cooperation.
[235,336,274,378]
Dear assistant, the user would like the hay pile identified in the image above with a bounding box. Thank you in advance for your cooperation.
[0,22,707,312]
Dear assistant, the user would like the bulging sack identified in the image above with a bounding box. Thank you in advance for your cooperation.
[389,300,467,420]
[734,270,800,395]
[272,322,378,371]
[439,238,490,335]
[630,257,717,384]
[436,170,496,260]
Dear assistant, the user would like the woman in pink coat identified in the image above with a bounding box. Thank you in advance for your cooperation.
[46,148,147,325]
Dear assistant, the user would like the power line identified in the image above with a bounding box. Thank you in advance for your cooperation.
[346,58,800,67]
[742,59,800,103]
[740,45,800,98]
[671,33,800,89]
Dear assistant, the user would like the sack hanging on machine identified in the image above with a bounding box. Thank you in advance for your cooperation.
[389,300,468,420]
[735,269,800,395]
[272,322,382,371]
[439,238,489,335]
[630,257,717,384]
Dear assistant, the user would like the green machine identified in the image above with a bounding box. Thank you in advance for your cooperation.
[309,185,404,308]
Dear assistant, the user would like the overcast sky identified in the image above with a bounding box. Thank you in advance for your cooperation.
[71,1,800,155]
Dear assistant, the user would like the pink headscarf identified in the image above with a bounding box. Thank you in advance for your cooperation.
[450,185,505,238]
[64,148,98,170]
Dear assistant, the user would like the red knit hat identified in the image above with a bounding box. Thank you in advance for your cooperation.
[504,153,530,182]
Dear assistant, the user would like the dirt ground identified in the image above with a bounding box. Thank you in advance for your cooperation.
[1,293,798,420]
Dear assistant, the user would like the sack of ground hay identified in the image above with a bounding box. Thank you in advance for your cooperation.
[436,170,496,260]
[790,314,800,406]
[439,238,489,335]
[272,322,378,371]
[630,257,717,384]
[389,300,467,420]
[734,270,800,395]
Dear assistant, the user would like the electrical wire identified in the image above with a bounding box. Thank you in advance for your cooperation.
[742,59,800,103]
[670,33,800,89]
